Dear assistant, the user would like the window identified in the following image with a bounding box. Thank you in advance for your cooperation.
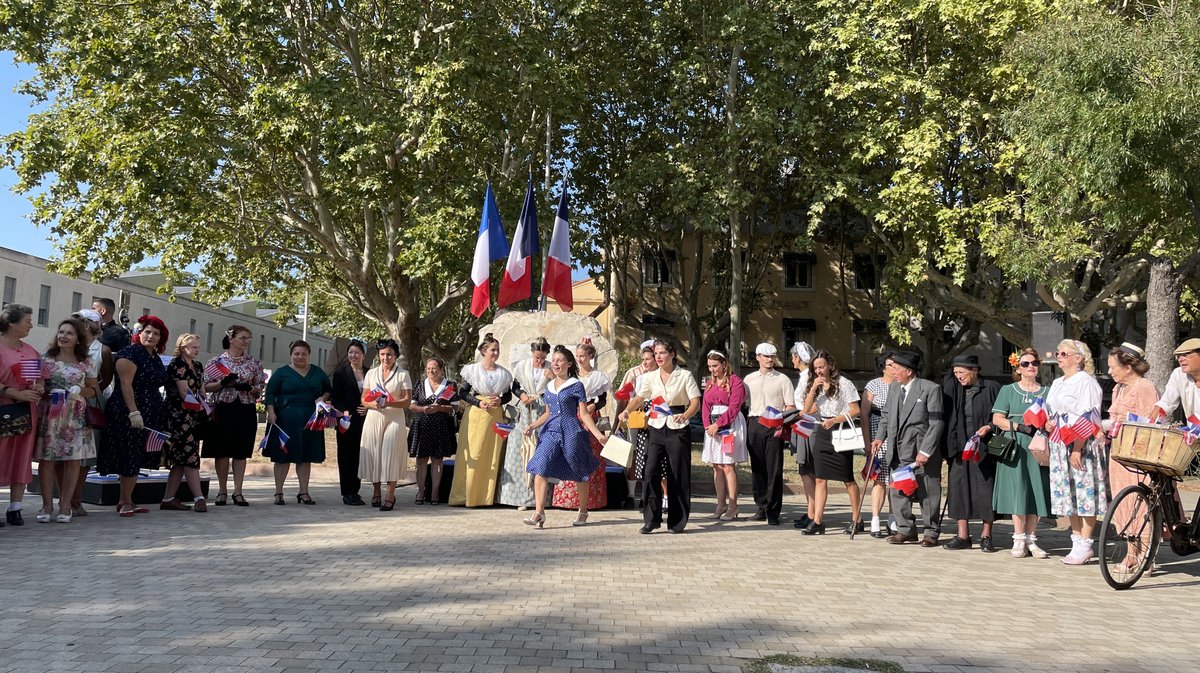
[640,314,674,342]
[851,320,889,370]
[642,249,676,287]
[1001,337,1016,375]
[2,277,15,306]
[853,253,887,290]
[782,318,816,355]
[782,253,815,290]
[272,337,277,361]
[189,319,197,335]
[71,292,83,313]
[37,285,51,326]
[259,335,265,359]
[206,323,214,351]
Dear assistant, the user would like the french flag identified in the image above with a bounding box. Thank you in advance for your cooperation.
[337,414,352,433]
[865,453,882,481]
[791,414,817,439]
[436,383,457,403]
[891,464,919,496]
[469,182,509,318]
[260,424,289,454]
[962,435,983,463]
[1022,397,1047,429]
[1126,412,1149,424]
[613,380,635,401]
[498,176,540,308]
[649,396,672,419]
[182,391,204,412]
[541,188,573,311]
[493,422,514,439]
[758,406,785,428]
[1182,415,1200,443]
[363,385,395,405]
[718,429,735,455]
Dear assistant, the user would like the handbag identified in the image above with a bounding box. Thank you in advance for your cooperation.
[831,416,865,453]
[0,402,32,438]
[986,429,1017,462]
[600,432,635,469]
[1028,431,1050,467]
[85,404,108,429]
[626,409,647,429]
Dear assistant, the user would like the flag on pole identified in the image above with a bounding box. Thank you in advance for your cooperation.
[258,424,289,455]
[144,429,169,453]
[890,464,919,496]
[542,187,573,311]
[493,422,514,439]
[1022,397,1047,429]
[498,176,540,308]
[469,182,509,318]
[204,358,231,382]
[758,406,785,428]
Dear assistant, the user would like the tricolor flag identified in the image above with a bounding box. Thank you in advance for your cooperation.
[257,424,290,454]
[1050,417,1078,446]
[144,429,169,453]
[469,182,510,318]
[865,453,882,482]
[48,389,68,418]
[718,429,735,455]
[17,358,42,382]
[1070,410,1100,440]
[890,464,919,496]
[541,187,573,311]
[363,385,395,405]
[498,175,541,308]
[649,396,672,419]
[1022,397,1047,429]
[436,383,457,403]
[204,358,231,382]
[337,414,352,433]
[962,435,983,463]
[758,406,785,429]
[493,422,514,439]
[613,380,635,401]
[182,391,204,412]
[1182,415,1200,444]
[790,414,818,439]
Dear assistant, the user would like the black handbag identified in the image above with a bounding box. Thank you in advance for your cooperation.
[986,429,1017,462]
[0,402,33,438]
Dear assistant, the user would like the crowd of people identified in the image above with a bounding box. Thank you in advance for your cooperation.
[1,298,1198,570]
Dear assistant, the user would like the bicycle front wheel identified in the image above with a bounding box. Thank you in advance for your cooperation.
[1099,484,1162,590]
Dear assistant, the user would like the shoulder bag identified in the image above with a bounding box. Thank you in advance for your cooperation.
[832,416,866,453]
[0,402,32,438]
[626,409,647,429]
[986,429,1018,463]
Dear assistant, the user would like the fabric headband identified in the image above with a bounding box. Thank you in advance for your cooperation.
[707,350,726,360]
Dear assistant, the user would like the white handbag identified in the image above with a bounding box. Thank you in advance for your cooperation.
[831,416,865,453]
[600,432,635,468]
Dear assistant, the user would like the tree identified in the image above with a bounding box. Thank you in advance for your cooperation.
[1,0,576,368]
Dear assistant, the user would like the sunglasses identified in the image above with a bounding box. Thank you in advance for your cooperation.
[1055,351,1075,358]
[1019,360,1040,368]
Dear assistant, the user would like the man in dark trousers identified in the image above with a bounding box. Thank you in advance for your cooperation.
[872,350,945,546]
[742,343,795,526]
[92,297,130,352]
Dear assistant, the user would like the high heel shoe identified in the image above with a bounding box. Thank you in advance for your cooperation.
[523,512,545,528]
[572,513,589,527]
[845,519,863,540]
[720,506,739,521]
[710,504,727,519]
[273,493,285,506]
[800,521,825,535]
[380,498,395,512]
[296,493,315,505]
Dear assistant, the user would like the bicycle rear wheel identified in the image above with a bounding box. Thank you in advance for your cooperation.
[1099,484,1161,590]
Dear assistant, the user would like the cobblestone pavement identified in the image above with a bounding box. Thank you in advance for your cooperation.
[1,479,1197,673]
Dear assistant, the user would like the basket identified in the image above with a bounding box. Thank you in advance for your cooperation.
[1111,422,1199,478]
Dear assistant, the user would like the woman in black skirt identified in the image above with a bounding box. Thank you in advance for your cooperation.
[201,325,265,506]
[408,356,458,505]
[797,350,861,535]
[331,340,369,505]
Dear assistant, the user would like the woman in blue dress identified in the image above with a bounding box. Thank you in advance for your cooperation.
[522,345,607,528]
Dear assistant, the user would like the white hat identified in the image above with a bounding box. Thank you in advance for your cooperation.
[755,343,777,357]
[639,339,655,351]
[790,341,815,364]
[77,309,102,323]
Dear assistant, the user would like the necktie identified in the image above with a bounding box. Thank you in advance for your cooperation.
[899,385,908,408]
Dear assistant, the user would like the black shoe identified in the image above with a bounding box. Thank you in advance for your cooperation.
[668,526,685,534]
[793,514,812,529]
[800,521,825,535]
[766,517,780,526]
[979,536,997,553]
[943,536,973,550]
[843,521,865,535]
[751,511,767,521]
[343,495,358,506]
[6,510,23,526]
[639,523,661,534]
[869,530,888,539]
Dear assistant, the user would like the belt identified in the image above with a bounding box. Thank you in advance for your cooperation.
[669,405,687,413]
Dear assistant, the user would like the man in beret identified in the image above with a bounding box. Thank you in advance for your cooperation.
[743,342,795,526]
[1152,338,1200,423]
[871,350,945,546]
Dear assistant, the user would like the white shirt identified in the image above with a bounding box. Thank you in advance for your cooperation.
[635,367,701,430]
[1156,367,1200,420]
[1045,371,1102,418]
[743,369,795,416]
[792,370,810,409]
[810,375,860,419]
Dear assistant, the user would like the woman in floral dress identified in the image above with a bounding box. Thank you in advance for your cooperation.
[35,318,97,523]
[161,334,218,512]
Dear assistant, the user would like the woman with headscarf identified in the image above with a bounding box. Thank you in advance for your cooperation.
[450,333,514,507]
[1045,339,1107,565]
[99,315,168,518]
[941,354,1002,552]
[789,341,818,529]
[497,338,551,508]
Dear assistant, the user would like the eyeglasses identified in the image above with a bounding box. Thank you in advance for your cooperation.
[1019,360,1039,368]
[1177,350,1200,359]
[1055,351,1075,358]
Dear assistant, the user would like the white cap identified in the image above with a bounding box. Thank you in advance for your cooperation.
[755,343,777,357]
[790,341,815,364]
[639,339,655,351]
[77,308,102,323]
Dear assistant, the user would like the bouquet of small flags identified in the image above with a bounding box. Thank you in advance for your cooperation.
[363,384,396,406]
[493,422,514,439]
[1183,415,1200,444]
[789,413,818,439]
[1050,410,1101,445]
[260,424,289,455]
[1022,396,1047,429]
[962,435,983,463]
[757,406,785,428]
[890,463,920,496]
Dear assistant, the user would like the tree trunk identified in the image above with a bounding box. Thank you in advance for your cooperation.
[1144,255,1182,392]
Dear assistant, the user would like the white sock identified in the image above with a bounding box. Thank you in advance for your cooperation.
[7,502,20,511]
[870,515,881,532]
[194,496,204,502]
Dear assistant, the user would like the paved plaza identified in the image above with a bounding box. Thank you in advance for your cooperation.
[2,480,1197,673]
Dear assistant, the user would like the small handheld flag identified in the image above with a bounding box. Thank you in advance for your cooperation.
[758,406,785,429]
[17,358,42,382]
[204,358,231,382]
[493,422,514,439]
[1126,412,1148,424]
[260,424,289,454]
[48,389,68,418]
[790,414,817,439]
[364,385,396,405]
[1022,397,1047,429]
[718,429,735,455]
[1049,417,1078,446]
[890,464,919,496]
[649,396,672,419]
[1069,410,1100,440]
[1182,415,1200,444]
[337,414,352,433]
[613,380,635,401]
[962,435,983,463]
[436,383,457,403]
[865,453,882,482]
[182,391,204,412]
[144,429,169,453]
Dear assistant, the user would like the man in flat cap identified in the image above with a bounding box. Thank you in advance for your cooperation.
[872,350,945,546]
[1152,338,1200,423]
[743,342,795,525]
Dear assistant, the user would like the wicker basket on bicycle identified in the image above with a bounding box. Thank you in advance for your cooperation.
[1111,422,1199,478]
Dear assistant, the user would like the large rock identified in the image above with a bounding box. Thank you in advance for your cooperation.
[473,310,619,383]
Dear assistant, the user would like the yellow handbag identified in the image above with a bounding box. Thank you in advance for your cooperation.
[626,409,647,429]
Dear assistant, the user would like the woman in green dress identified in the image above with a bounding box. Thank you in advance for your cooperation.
[990,347,1052,559]
[264,340,333,505]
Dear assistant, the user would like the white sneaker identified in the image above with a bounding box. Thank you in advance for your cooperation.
[1027,534,1050,559]
[1011,533,1028,558]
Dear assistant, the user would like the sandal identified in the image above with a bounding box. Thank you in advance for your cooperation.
[214,492,228,506]
[72,501,87,517]
[274,493,285,506]
[380,498,395,512]
[296,493,315,505]
[231,494,249,507]
[118,504,135,518]
[371,495,382,508]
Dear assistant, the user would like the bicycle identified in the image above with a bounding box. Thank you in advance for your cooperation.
[1099,422,1200,590]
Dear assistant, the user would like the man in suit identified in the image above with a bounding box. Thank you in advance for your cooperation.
[871,350,944,546]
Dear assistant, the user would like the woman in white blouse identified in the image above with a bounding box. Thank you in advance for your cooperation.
[619,340,701,534]
[798,350,862,536]
[449,334,515,507]
[1045,339,1107,565]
